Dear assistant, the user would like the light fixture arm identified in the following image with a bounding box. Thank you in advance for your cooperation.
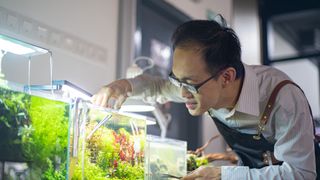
[133,56,154,71]
[151,102,172,138]
[0,50,6,74]
[0,50,7,85]
[126,56,154,78]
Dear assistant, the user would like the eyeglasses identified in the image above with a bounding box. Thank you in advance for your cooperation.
[168,71,220,94]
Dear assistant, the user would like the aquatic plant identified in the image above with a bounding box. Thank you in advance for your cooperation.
[0,87,70,179]
[71,116,145,180]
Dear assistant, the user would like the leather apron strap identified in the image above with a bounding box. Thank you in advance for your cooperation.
[255,80,298,165]
[253,80,298,140]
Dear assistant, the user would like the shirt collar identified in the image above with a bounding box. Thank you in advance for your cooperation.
[208,107,236,119]
[235,63,260,117]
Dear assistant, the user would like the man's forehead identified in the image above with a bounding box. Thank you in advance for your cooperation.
[171,70,198,80]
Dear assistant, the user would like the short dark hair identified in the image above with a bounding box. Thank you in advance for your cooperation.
[171,20,244,79]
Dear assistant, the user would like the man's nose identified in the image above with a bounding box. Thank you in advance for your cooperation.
[181,86,193,99]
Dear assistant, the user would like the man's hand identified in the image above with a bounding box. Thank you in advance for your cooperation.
[181,166,221,180]
[91,79,132,109]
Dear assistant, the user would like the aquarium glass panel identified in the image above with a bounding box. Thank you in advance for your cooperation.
[0,86,70,180]
[69,105,146,180]
[145,135,187,179]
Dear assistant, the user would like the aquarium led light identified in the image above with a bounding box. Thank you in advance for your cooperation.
[120,98,155,112]
[0,38,34,55]
[24,80,92,101]
[0,34,49,57]
[60,81,91,101]
[87,103,157,125]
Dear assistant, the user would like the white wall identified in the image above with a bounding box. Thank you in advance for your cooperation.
[274,60,320,119]
[233,0,261,65]
[165,0,261,66]
[165,0,232,22]
[0,0,119,94]
[270,26,320,119]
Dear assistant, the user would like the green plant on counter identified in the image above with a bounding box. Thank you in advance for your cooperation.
[187,154,208,171]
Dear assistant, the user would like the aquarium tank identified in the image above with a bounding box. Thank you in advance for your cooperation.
[0,81,190,180]
[0,82,150,180]
[0,84,70,180]
[0,33,151,179]
[144,135,187,179]
[69,100,147,180]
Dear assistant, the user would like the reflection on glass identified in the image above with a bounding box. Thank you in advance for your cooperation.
[144,135,187,179]
[69,102,147,179]
[268,10,320,60]
[0,85,70,180]
[0,83,150,180]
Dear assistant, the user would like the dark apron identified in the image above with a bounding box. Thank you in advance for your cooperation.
[210,116,281,168]
[209,80,320,178]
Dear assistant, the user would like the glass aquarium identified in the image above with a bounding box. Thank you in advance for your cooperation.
[0,84,70,180]
[144,135,187,179]
[69,100,147,180]
[0,83,149,180]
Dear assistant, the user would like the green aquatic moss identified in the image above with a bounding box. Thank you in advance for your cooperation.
[0,88,30,162]
[0,87,70,179]
[43,158,67,180]
[26,95,69,169]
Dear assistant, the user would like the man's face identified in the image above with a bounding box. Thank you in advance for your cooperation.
[172,47,224,116]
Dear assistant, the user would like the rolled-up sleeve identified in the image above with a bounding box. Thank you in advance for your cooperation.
[221,85,316,180]
[127,74,185,103]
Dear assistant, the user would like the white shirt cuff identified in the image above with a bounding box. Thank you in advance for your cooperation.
[221,166,249,180]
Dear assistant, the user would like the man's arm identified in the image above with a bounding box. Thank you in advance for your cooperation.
[128,74,185,103]
[92,74,184,109]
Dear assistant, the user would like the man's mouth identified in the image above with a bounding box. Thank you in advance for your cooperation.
[185,102,197,110]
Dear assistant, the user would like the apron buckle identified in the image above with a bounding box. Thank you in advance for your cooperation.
[253,135,261,140]
[253,122,265,140]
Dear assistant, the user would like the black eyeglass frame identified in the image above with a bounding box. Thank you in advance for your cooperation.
[168,70,222,94]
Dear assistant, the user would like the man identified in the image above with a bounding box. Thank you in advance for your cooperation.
[92,19,319,179]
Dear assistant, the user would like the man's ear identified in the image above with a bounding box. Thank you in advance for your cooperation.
[221,67,237,86]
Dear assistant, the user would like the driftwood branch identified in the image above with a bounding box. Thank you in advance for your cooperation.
[205,152,238,164]
[187,134,220,156]
[188,135,238,165]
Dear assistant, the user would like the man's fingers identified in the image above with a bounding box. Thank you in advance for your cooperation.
[103,87,113,107]
[91,87,114,108]
[114,94,127,110]
[91,94,97,104]
[92,94,103,107]
[100,93,108,107]
[107,97,117,109]
[92,79,132,109]
[181,170,201,180]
